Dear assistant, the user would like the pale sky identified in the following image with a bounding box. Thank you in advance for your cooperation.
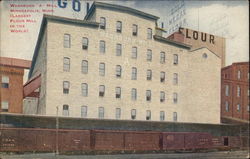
[0,0,249,66]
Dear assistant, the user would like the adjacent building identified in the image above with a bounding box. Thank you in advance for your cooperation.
[26,2,222,123]
[221,62,249,123]
[0,57,31,113]
[167,27,226,67]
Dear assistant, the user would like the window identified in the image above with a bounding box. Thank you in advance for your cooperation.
[63,81,70,94]
[99,40,105,53]
[237,70,241,79]
[248,89,250,97]
[116,87,121,99]
[99,63,105,76]
[116,44,122,56]
[173,112,177,121]
[116,65,122,78]
[147,49,152,61]
[131,88,137,100]
[225,85,229,96]
[146,90,151,101]
[160,52,165,63]
[116,21,122,33]
[202,53,208,59]
[146,110,151,120]
[81,83,88,96]
[63,34,70,48]
[132,47,137,59]
[147,28,152,39]
[100,17,106,29]
[99,107,104,118]
[237,86,241,97]
[132,24,138,36]
[160,72,165,83]
[81,106,87,118]
[247,105,250,112]
[1,76,9,88]
[1,101,9,112]
[160,91,165,102]
[116,108,121,119]
[237,104,240,112]
[82,37,88,50]
[160,111,165,121]
[173,93,178,104]
[63,105,69,116]
[131,67,137,80]
[173,73,178,85]
[63,57,70,72]
[131,109,136,119]
[81,60,88,74]
[99,85,105,97]
[225,101,229,112]
[173,54,178,65]
[147,69,152,80]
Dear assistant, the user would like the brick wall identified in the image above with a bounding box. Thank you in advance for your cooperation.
[221,62,249,122]
[0,66,24,113]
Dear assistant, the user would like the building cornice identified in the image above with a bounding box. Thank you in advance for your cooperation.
[222,62,249,70]
[84,2,159,21]
[153,35,191,49]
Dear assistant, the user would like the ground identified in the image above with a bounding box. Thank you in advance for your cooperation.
[1,150,249,159]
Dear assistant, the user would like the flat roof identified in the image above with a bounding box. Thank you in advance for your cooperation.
[0,57,31,69]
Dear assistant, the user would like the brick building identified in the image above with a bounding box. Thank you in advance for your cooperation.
[25,2,222,123]
[221,62,249,123]
[0,57,31,113]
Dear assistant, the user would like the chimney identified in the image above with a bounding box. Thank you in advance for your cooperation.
[86,2,90,14]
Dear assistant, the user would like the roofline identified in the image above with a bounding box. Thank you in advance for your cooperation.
[222,61,249,70]
[189,47,221,58]
[84,2,159,21]
[28,14,99,78]
[153,35,191,49]
[0,57,31,69]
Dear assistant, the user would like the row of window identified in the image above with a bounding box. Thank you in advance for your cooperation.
[224,70,249,80]
[236,70,249,80]
[64,35,179,65]
[99,17,153,39]
[63,60,179,84]
[62,105,178,121]
[63,82,179,103]
[224,101,250,112]
[225,85,249,97]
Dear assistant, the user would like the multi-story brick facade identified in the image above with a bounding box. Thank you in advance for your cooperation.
[221,62,249,123]
[26,2,222,123]
[0,57,31,113]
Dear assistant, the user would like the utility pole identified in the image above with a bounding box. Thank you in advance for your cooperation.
[56,106,59,155]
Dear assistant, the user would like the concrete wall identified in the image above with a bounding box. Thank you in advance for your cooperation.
[0,114,243,137]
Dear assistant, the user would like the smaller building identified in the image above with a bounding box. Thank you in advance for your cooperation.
[168,27,226,67]
[0,57,31,113]
[221,62,249,123]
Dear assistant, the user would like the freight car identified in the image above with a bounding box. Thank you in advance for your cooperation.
[0,128,241,154]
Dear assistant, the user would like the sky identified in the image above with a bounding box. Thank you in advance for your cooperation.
[0,0,249,67]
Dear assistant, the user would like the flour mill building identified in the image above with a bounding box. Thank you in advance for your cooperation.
[25,2,222,124]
